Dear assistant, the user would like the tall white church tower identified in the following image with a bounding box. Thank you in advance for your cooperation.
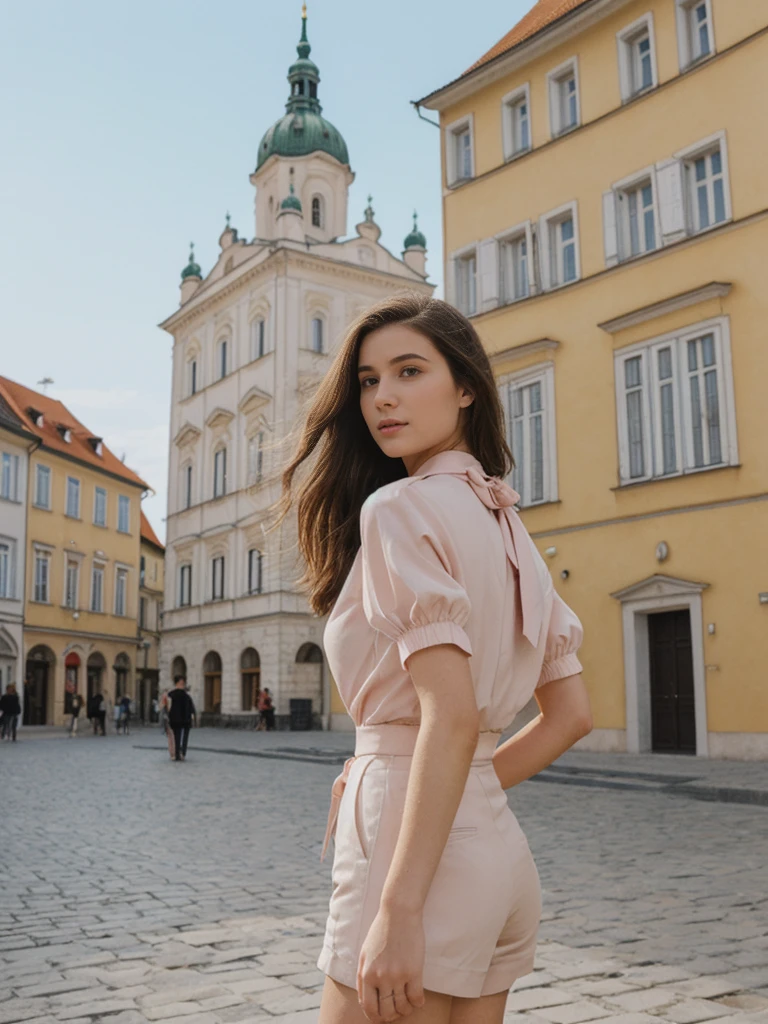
[159,8,433,731]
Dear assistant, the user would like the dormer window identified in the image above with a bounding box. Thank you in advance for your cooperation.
[57,425,72,443]
[88,437,104,456]
[27,407,44,427]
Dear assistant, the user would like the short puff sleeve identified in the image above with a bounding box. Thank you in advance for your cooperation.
[360,485,473,670]
[536,591,584,687]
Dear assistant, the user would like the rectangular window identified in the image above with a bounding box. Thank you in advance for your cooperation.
[251,318,266,360]
[248,548,263,595]
[503,87,531,159]
[91,564,104,612]
[118,494,130,533]
[550,216,577,286]
[189,358,198,396]
[618,16,657,100]
[446,116,474,185]
[115,567,127,616]
[0,543,10,599]
[618,180,657,258]
[616,320,734,484]
[677,0,713,67]
[501,235,529,303]
[217,339,228,379]
[35,464,51,509]
[212,556,225,600]
[140,554,146,587]
[498,368,556,507]
[455,252,477,316]
[179,564,192,607]
[139,596,147,628]
[64,560,79,609]
[548,59,579,137]
[634,33,653,91]
[247,433,264,486]
[311,317,324,354]
[93,486,107,527]
[34,552,50,603]
[1,453,19,501]
[66,477,80,518]
[213,448,227,498]
[686,148,726,232]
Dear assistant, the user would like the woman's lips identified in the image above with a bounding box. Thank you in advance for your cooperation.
[379,423,407,435]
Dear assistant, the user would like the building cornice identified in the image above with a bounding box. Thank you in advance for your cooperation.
[489,338,560,367]
[23,624,143,646]
[598,282,732,334]
[417,0,629,111]
[32,444,147,493]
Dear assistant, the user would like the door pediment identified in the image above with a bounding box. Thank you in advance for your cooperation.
[611,574,709,602]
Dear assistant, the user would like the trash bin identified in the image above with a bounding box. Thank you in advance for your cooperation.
[289,698,313,731]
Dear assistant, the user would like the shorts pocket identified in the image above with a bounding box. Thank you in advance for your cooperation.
[352,757,389,861]
[446,825,479,844]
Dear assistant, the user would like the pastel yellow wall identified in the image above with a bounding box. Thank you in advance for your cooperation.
[437,0,768,749]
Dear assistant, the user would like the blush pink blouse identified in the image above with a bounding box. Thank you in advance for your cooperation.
[320,449,584,860]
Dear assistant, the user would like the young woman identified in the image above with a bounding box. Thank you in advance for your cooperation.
[274,295,592,1024]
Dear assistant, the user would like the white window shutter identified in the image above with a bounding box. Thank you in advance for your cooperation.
[444,258,457,305]
[656,159,687,243]
[478,239,499,312]
[602,190,619,267]
[537,217,551,291]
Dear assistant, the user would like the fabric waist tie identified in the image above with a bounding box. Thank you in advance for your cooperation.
[320,724,502,862]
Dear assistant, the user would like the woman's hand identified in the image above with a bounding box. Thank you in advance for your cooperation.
[357,906,426,1022]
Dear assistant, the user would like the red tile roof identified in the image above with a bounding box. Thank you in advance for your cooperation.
[0,376,149,490]
[466,0,593,75]
[140,511,164,551]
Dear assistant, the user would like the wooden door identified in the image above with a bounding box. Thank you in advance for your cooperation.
[648,610,696,754]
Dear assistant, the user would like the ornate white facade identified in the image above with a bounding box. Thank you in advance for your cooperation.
[159,12,433,728]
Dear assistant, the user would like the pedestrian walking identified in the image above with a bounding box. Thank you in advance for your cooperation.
[166,675,196,762]
[119,694,132,735]
[113,698,122,733]
[68,692,83,737]
[257,687,275,731]
[159,691,175,759]
[276,295,592,1021]
[93,691,107,735]
[0,684,21,742]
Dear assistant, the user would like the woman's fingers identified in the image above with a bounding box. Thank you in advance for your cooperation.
[388,986,413,1017]
[405,980,426,1010]
[359,973,380,1022]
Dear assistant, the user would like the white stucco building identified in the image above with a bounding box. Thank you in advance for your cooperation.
[159,9,433,729]
[0,396,35,704]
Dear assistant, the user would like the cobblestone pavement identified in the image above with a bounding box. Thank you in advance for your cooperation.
[2,726,767,1024]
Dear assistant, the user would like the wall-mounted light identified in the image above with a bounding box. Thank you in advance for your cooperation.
[707,623,716,635]
[656,541,669,562]
[545,546,557,558]
[560,569,570,580]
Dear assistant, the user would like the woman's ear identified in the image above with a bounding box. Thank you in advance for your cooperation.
[459,388,475,408]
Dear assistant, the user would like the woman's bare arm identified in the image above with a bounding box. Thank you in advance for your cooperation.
[492,674,592,790]
[379,643,480,915]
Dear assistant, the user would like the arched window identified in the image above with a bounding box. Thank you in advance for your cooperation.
[311,316,324,354]
[311,195,324,229]
[250,317,266,361]
[216,337,229,380]
[64,652,80,715]
[171,656,187,680]
[247,547,263,594]
[203,651,222,713]
[213,446,227,498]
[181,462,193,510]
[187,356,198,396]
[241,648,260,711]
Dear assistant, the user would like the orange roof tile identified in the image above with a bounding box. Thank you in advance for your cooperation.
[0,376,149,491]
[467,0,593,75]
[140,511,164,551]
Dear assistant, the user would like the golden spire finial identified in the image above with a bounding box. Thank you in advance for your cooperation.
[302,3,307,17]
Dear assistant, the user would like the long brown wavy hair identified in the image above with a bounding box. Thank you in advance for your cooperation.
[268,293,513,616]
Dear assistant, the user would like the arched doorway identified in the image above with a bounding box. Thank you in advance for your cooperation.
[203,651,222,714]
[87,652,107,703]
[0,628,19,694]
[24,645,55,725]
[241,648,260,711]
[292,642,324,729]
[64,652,81,715]
[114,653,130,699]
[171,655,187,680]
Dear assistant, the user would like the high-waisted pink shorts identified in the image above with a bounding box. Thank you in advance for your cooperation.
[317,724,542,999]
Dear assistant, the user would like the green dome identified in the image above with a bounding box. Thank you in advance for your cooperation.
[255,9,349,171]
[181,243,201,280]
[404,211,427,250]
[280,183,303,212]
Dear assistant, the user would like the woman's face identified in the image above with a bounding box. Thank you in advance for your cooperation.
[357,324,474,475]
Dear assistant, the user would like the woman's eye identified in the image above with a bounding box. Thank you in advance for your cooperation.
[360,377,376,388]
[401,366,420,378]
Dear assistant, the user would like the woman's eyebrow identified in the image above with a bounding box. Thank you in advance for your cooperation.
[357,353,431,373]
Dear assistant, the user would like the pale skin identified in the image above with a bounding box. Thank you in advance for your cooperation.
[318,324,592,1024]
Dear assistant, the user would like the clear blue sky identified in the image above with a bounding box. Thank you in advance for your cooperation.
[0,0,533,537]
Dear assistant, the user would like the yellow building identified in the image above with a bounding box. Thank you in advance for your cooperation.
[137,512,165,721]
[0,377,149,727]
[418,0,768,758]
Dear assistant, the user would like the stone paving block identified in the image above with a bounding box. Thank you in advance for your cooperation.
[275,969,325,989]
[663,1000,739,1023]
[139,986,229,1009]
[529,1001,615,1024]
[151,1015,221,1024]
[504,987,576,1012]
[222,976,286,996]
[547,961,626,982]
[13,980,96,1000]
[0,1002,51,1024]
[57,1000,137,1020]
[590,1016,663,1024]
[206,947,267,966]
[142,1003,206,1021]
[255,987,322,1015]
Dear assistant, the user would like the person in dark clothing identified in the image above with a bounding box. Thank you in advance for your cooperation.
[119,694,132,735]
[166,675,196,761]
[0,684,21,741]
[258,687,275,731]
[68,692,83,737]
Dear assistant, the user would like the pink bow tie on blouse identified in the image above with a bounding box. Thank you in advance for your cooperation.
[319,465,548,863]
